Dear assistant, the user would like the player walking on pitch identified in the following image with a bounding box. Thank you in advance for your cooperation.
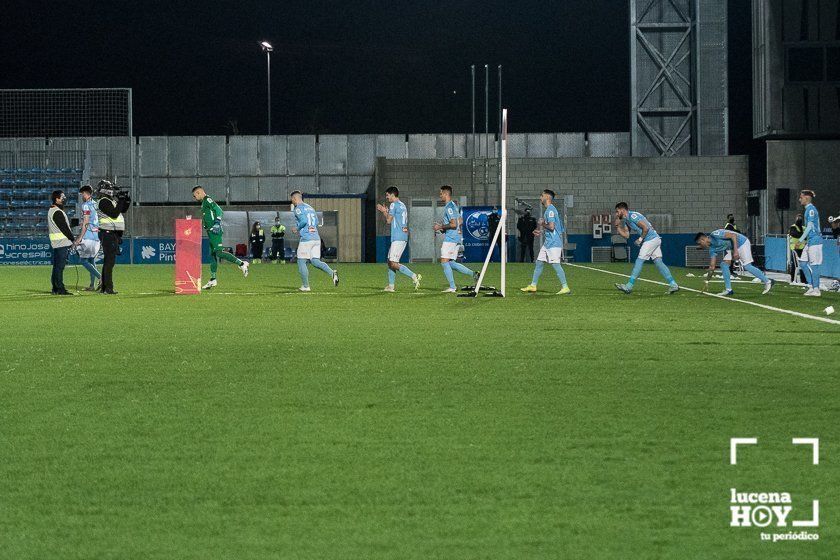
[613,202,679,294]
[520,189,570,295]
[290,190,339,292]
[433,185,478,293]
[376,186,421,292]
[694,230,772,296]
[192,185,249,289]
[796,189,823,297]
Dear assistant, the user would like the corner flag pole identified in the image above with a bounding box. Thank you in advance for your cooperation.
[500,108,507,297]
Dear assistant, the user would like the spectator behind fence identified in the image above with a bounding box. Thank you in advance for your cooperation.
[250,221,265,263]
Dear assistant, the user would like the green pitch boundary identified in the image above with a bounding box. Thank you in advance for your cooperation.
[568,263,840,326]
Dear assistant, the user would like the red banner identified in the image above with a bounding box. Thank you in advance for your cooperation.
[175,218,202,294]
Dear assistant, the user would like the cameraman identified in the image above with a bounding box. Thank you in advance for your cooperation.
[95,180,130,295]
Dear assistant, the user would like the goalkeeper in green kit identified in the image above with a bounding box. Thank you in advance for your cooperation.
[192,185,249,289]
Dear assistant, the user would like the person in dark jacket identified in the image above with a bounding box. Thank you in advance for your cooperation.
[487,207,502,257]
[724,214,741,233]
[789,215,808,284]
[47,190,75,295]
[95,180,130,295]
[517,209,537,262]
[270,217,286,263]
[250,221,265,263]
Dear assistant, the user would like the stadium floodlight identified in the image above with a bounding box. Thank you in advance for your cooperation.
[460,108,508,298]
[260,41,273,134]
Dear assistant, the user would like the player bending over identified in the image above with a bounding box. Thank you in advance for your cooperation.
[376,186,421,292]
[613,202,679,294]
[433,185,478,293]
[290,190,339,292]
[192,185,249,289]
[695,230,772,296]
[797,189,823,297]
[520,189,570,295]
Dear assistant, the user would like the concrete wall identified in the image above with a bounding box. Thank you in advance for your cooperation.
[376,156,749,236]
[129,198,364,262]
[766,140,840,233]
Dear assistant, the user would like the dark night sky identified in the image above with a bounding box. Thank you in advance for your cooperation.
[1,1,755,158]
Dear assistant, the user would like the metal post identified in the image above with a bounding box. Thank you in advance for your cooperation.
[484,64,489,158]
[471,65,475,154]
[266,49,272,135]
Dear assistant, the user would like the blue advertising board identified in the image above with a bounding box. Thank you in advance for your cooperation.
[0,237,210,265]
[0,238,52,265]
[133,238,211,264]
[461,206,501,262]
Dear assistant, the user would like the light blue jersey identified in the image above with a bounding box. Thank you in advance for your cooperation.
[81,199,99,240]
[442,200,462,243]
[294,202,320,242]
[708,229,745,256]
[623,211,659,242]
[389,200,409,242]
[804,203,820,243]
[543,204,564,249]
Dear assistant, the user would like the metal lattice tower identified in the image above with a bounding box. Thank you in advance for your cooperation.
[630,0,728,156]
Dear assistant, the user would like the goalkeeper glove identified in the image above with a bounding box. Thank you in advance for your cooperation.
[210,220,222,235]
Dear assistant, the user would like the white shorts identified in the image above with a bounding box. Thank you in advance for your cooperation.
[297,240,321,260]
[800,243,823,266]
[388,240,407,262]
[724,240,754,266]
[77,238,100,259]
[440,241,460,260]
[638,237,663,261]
[537,246,564,264]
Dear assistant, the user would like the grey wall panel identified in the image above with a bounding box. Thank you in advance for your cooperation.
[434,134,454,158]
[556,133,585,157]
[168,177,199,203]
[258,176,289,202]
[348,175,373,194]
[287,135,316,175]
[106,136,132,180]
[197,177,227,199]
[229,177,259,201]
[507,134,527,157]
[376,135,406,159]
[451,134,467,158]
[167,136,197,177]
[318,135,348,175]
[287,176,316,194]
[86,137,109,178]
[347,135,375,175]
[139,137,167,176]
[258,135,287,176]
[466,134,496,158]
[527,134,555,157]
[589,133,631,157]
[137,177,168,203]
[318,175,348,194]
[408,134,436,158]
[197,136,226,176]
[229,136,259,176]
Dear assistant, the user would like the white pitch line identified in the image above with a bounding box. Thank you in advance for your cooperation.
[568,263,840,327]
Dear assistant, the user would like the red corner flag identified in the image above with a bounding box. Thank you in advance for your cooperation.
[175,218,202,294]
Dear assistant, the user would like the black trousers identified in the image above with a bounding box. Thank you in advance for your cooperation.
[50,246,69,293]
[520,239,534,262]
[251,243,264,260]
[271,239,285,260]
[99,230,120,291]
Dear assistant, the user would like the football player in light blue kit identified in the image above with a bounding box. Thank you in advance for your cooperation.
[290,190,339,292]
[376,186,421,292]
[613,202,679,294]
[433,185,478,293]
[71,184,102,291]
[520,189,570,295]
[694,230,772,296]
[797,189,823,296]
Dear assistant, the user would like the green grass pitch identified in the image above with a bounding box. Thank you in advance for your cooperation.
[1,261,838,559]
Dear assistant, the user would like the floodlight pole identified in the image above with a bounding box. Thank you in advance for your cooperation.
[261,41,274,135]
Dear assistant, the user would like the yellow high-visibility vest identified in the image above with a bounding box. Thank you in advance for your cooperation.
[97,197,125,231]
[47,207,73,248]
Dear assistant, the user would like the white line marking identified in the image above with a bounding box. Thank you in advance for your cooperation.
[730,437,758,465]
[792,438,820,465]
[569,263,840,326]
